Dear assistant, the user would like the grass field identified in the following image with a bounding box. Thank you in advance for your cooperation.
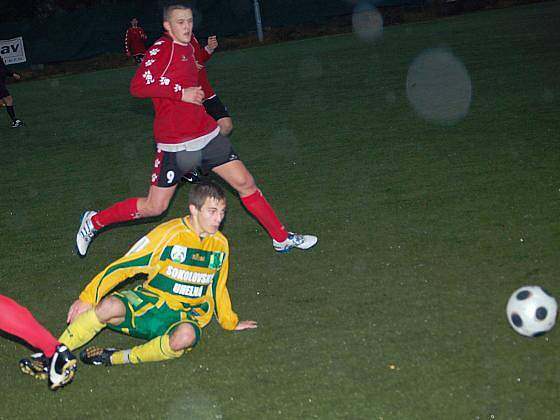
[1,2,559,419]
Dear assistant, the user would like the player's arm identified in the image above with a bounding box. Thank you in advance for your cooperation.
[67,246,153,324]
[67,226,171,323]
[213,251,257,331]
[130,40,183,100]
[0,58,8,74]
[1,60,17,79]
[78,229,166,305]
[212,251,243,330]
[191,35,211,65]
[204,36,218,57]
[79,250,154,306]
[213,252,239,330]
[235,320,257,330]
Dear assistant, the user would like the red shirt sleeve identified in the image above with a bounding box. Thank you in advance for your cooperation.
[199,46,211,63]
[191,36,212,64]
[189,35,214,99]
[130,39,183,101]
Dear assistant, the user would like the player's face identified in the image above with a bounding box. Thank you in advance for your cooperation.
[131,18,138,27]
[163,8,193,45]
[190,198,226,236]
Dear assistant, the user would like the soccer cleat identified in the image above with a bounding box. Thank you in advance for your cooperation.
[48,345,77,390]
[76,210,98,257]
[11,119,24,128]
[181,168,201,184]
[80,346,117,366]
[19,352,49,380]
[273,232,318,253]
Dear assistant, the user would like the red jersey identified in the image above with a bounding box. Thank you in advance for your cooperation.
[190,35,215,99]
[130,35,218,147]
[125,27,147,56]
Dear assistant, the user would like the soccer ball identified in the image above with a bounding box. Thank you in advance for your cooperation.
[506,286,558,337]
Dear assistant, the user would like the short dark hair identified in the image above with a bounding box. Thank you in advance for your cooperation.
[161,2,193,22]
[188,181,226,210]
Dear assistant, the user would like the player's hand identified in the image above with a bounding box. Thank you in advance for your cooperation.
[181,86,204,105]
[235,320,258,330]
[13,73,21,80]
[206,36,218,53]
[126,52,131,57]
[67,299,92,324]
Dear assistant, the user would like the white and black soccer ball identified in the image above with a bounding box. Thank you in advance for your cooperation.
[506,286,558,337]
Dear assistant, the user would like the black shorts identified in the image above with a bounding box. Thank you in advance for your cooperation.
[0,81,10,99]
[150,134,239,187]
[203,95,230,121]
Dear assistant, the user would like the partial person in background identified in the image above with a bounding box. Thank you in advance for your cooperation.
[0,55,24,128]
[125,17,148,64]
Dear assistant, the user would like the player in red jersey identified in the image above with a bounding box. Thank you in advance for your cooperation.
[76,3,317,257]
[0,294,77,390]
[125,17,148,64]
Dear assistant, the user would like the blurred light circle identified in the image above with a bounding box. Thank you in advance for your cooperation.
[352,2,383,42]
[406,48,472,125]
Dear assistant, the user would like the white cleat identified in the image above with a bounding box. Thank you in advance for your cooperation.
[273,232,318,253]
[48,345,77,391]
[76,210,98,257]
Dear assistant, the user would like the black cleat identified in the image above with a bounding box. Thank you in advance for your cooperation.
[80,346,117,366]
[48,345,77,390]
[11,119,24,128]
[19,352,49,380]
[181,168,201,184]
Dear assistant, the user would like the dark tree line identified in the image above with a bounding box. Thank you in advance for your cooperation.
[1,0,154,23]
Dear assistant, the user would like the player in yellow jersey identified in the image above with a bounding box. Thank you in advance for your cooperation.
[22,181,256,370]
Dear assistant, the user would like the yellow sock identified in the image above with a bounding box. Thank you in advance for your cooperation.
[111,335,184,365]
[58,309,106,351]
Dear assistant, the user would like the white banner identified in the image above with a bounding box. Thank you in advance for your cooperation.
[0,37,27,65]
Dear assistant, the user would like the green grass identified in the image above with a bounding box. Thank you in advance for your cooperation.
[1,2,559,418]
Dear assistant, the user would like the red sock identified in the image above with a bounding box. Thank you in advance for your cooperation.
[0,294,59,357]
[241,190,288,242]
[92,197,139,229]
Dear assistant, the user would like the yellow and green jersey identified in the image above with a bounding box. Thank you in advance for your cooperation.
[80,217,239,330]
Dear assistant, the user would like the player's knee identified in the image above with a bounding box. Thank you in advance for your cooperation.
[95,296,125,323]
[232,172,256,196]
[142,199,170,217]
[169,324,197,352]
[219,119,233,136]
